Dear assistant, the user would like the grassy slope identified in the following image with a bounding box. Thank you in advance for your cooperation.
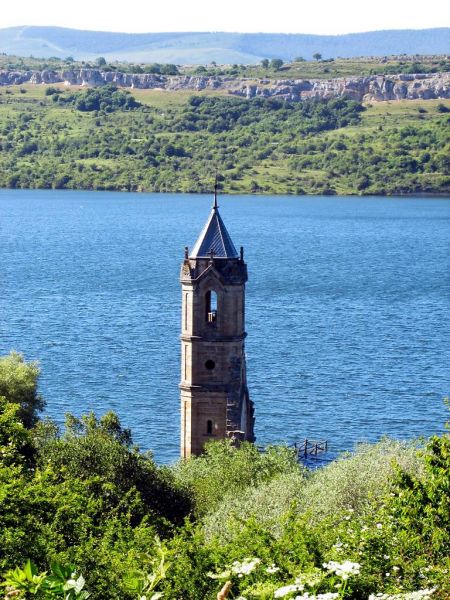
[0,84,448,195]
[1,54,449,80]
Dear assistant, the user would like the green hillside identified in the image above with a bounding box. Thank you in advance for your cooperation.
[0,84,449,195]
[1,52,450,80]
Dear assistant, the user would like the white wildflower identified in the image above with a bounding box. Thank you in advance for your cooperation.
[231,557,261,576]
[294,594,338,600]
[274,583,303,597]
[323,560,361,580]
[376,523,383,529]
[266,564,281,574]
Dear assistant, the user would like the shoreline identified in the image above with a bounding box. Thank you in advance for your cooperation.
[1,186,449,199]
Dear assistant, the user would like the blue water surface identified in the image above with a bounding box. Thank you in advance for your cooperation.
[0,190,449,462]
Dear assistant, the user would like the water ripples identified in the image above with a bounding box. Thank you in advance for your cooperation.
[0,190,449,462]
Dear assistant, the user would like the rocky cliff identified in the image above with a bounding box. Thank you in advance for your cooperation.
[1,69,449,102]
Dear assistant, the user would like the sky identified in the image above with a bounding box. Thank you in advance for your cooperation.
[2,0,449,34]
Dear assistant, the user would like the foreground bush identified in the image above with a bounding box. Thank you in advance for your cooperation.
[173,439,302,517]
[1,352,448,598]
[0,352,192,599]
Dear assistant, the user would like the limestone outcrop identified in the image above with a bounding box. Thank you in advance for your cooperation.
[0,69,449,102]
[232,73,450,101]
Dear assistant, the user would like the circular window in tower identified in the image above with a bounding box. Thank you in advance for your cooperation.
[205,359,216,370]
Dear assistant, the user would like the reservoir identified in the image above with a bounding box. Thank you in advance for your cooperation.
[0,189,448,461]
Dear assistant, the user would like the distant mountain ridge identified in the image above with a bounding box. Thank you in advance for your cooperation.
[0,26,449,64]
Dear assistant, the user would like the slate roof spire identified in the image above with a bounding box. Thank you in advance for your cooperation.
[189,181,239,259]
[213,174,219,210]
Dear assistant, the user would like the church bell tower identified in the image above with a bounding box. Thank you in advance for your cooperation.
[180,188,255,458]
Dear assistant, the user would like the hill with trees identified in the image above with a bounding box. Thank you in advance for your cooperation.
[0,26,449,64]
[0,83,448,195]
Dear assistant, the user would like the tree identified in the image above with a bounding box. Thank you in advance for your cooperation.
[261,59,269,68]
[0,395,35,467]
[96,56,107,67]
[294,56,306,62]
[36,411,192,526]
[160,63,179,75]
[0,352,44,428]
[269,58,284,71]
[313,52,323,61]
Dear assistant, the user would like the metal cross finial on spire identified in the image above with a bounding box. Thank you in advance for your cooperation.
[213,174,219,210]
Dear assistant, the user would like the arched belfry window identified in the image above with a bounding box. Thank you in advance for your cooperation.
[205,290,217,323]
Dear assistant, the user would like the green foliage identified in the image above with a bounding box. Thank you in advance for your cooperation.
[388,433,450,561]
[0,358,193,599]
[0,86,448,194]
[2,560,90,599]
[36,411,192,527]
[0,395,34,467]
[173,439,301,517]
[269,58,284,70]
[315,416,450,597]
[203,471,305,542]
[123,537,169,600]
[201,439,422,546]
[2,559,47,597]
[296,439,424,525]
[1,353,449,598]
[54,85,141,112]
[0,351,43,428]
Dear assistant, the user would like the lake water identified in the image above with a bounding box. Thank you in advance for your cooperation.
[1,189,449,462]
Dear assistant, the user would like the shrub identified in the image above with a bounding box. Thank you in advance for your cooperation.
[296,438,423,525]
[0,351,44,428]
[173,440,301,517]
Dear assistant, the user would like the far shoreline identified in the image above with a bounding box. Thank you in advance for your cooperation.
[1,186,449,199]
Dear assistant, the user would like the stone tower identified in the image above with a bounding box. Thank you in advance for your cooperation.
[180,190,255,458]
